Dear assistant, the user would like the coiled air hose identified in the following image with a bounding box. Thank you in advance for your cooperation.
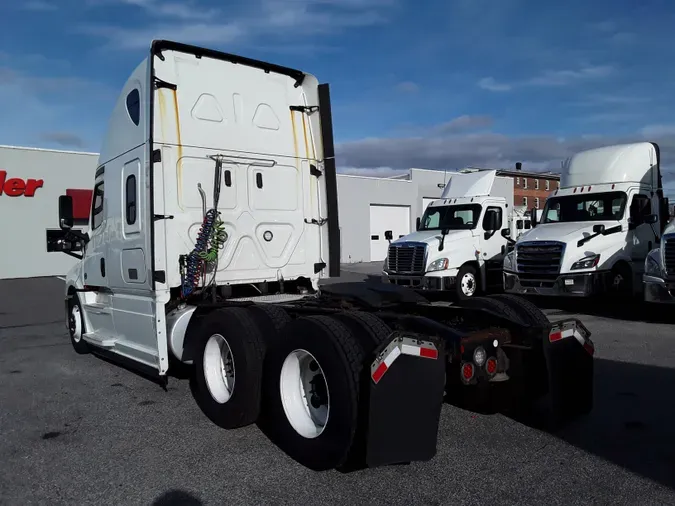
[180,158,227,298]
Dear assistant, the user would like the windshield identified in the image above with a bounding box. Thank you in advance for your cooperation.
[420,204,482,231]
[541,191,627,224]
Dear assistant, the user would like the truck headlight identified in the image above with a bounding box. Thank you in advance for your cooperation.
[427,258,449,272]
[571,254,600,270]
[645,250,662,277]
[503,251,515,271]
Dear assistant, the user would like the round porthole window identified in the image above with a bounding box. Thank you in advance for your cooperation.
[263,230,273,242]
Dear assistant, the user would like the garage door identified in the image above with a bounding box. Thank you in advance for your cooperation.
[369,204,411,261]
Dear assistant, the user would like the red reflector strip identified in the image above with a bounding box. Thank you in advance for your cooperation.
[372,362,387,383]
[371,345,401,384]
[401,343,438,359]
[419,347,438,359]
[549,328,574,343]
[583,343,595,356]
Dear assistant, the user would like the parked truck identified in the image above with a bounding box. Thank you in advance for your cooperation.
[503,142,670,298]
[382,170,529,299]
[49,40,595,472]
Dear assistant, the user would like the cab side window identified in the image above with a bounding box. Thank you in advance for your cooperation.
[91,181,105,230]
[629,194,651,225]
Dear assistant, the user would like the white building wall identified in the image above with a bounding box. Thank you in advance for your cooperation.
[0,142,459,276]
[0,146,98,279]
[336,169,451,263]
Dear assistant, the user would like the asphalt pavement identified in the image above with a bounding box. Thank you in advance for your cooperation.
[1,265,675,505]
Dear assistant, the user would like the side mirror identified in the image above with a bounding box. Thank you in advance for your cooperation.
[384,230,393,241]
[501,228,511,238]
[645,214,658,225]
[416,217,421,231]
[58,195,74,230]
[530,207,538,228]
[592,224,605,234]
[485,211,499,231]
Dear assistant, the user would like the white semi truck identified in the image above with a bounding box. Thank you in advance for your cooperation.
[48,40,595,472]
[504,142,670,299]
[382,170,529,299]
[643,220,675,303]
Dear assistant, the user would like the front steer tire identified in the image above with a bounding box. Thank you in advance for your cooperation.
[67,294,90,355]
[190,307,266,429]
[258,315,365,471]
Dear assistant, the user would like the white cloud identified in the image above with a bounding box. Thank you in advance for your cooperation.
[80,0,395,50]
[338,166,408,178]
[479,65,614,92]
[478,77,511,92]
[335,121,675,182]
[526,65,614,87]
[435,115,493,134]
[80,22,244,50]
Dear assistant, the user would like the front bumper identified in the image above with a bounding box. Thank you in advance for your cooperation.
[503,270,609,297]
[382,268,459,291]
[643,275,675,304]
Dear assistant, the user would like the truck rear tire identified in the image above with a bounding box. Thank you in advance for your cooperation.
[455,295,523,323]
[68,295,90,355]
[331,311,391,350]
[190,307,266,429]
[258,315,365,471]
[487,294,550,330]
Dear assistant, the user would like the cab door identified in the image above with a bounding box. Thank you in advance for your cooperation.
[82,170,108,289]
[480,203,507,288]
[628,192,658,270]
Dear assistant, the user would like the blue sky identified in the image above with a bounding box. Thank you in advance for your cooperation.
[2,0,675,194]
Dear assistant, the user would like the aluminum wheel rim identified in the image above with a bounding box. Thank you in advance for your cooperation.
[461,272,476,296]
[279,349,330,439]
[203,334,235,404]
[70,305,82,342]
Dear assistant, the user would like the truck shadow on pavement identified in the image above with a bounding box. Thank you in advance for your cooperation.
[152,489,203,505]
[529,297,675,324]
[514,358,675,490]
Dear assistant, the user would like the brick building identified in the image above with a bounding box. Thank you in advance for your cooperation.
[497,162,560,210]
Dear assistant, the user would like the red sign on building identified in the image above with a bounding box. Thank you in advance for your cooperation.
[0,170,44,197]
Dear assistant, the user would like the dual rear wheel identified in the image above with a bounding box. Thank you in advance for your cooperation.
[189,306,391,471]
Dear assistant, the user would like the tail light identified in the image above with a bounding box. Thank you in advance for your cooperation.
[486,357,497,375]
[461,362,474,382]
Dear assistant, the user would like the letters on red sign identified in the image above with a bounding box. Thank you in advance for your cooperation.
[0,170,44,197]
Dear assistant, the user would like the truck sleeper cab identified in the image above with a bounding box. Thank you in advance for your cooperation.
[504,142,670,298]
[48,39,595,473]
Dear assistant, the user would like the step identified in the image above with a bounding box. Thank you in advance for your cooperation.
[82,332,117,348]
[83,303,112,315]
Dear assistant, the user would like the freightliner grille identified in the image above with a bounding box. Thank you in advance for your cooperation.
[516,241,564,287]
[387,242,426,274]
[664,236,675,276]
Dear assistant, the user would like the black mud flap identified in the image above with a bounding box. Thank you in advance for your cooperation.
[364,333,446,468]
[543,318,594,425]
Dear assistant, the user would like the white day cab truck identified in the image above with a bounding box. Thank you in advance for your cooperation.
[49,40,595,472]
[382,170,529,299]
[503,142,670,299]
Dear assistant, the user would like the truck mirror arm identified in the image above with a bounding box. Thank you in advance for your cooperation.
[576,224,622,247]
